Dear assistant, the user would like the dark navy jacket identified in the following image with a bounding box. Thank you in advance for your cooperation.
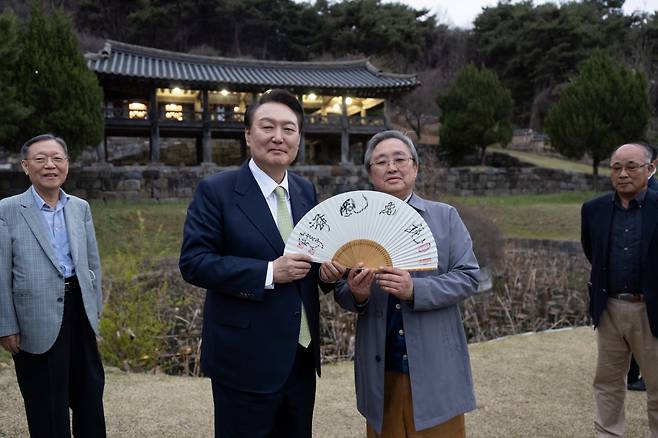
[581,188,658,337]
[179,162,325,392]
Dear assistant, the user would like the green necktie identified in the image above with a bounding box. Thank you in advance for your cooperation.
[274,186,312,348]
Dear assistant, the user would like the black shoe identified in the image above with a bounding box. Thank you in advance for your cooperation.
[627,377,646,392]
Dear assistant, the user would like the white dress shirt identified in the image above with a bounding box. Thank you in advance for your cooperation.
[248,159,292,288]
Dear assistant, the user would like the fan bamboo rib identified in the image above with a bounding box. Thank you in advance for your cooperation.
[333,239,392,269]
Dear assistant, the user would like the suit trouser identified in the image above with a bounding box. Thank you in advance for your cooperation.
[13,281,106,438]
[367,372,466,438]
[211,344,316,438]
[594,299,658,438]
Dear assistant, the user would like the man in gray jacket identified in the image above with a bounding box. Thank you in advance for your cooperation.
[334,130,479,437]
[0,134,105,437]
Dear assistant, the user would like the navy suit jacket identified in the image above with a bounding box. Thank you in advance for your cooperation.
[179,162,324,393]
[581,188,658,337]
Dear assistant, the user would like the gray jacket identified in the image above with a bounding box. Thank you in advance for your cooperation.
[0,189,103,354]
[334,193,479,433]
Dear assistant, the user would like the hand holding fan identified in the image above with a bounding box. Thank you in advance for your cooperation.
[284,190,437,271]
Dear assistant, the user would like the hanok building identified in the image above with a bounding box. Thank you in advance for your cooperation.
[86,40,418,166]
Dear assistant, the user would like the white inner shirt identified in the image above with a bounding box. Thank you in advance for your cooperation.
[248,158,292,288]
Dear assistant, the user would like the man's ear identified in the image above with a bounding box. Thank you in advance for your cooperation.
[20,160,29,175]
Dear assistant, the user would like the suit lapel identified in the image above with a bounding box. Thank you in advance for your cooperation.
[234,163,284,254]
[288,175,311,225]
[17,189,60,270]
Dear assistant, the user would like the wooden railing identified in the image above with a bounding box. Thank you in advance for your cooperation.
[350,115,386,127]
[103,107,385,127]
[304,114,342,126]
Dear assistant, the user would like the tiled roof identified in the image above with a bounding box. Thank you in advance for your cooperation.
[86,40,418,97]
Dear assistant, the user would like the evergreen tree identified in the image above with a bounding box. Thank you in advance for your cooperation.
[473,1,629,127]
[17,2,103,157]
[74,0,145,41]
[544,51,649,190]
[438,65,514,164]
[0,9,31,148]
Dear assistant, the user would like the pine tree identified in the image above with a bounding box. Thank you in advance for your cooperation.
[0,9,31,148]
[544,51,649,191]
[17,2,103,157]
[438,65,514,164]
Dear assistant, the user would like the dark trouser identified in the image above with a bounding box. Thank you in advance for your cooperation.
[211,344,316,438]
[13,278,106,438]
[628,355,641,383]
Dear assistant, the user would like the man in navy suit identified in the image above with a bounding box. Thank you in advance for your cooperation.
[179,89,343,438]
[581,142,658,437]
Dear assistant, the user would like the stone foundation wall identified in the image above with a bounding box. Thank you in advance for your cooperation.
[0,163,611,201]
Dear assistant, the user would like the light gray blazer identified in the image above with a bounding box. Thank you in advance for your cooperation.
[334,193,479,434]
[0,188,102,354]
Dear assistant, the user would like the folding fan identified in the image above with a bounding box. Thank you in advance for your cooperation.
[284,190,438,271]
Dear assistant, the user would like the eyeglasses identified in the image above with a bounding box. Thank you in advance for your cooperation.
[370,156,415,171]
[25,156,68,166]
[610,162,650,174]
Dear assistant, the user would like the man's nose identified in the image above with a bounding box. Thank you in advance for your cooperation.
[272,127,283,142]
[386,161,399,172]
[44,158,57,168]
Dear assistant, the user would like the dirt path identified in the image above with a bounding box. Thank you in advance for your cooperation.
[0,327,650,437]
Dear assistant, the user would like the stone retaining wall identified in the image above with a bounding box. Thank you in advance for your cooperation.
[0,163,611,201]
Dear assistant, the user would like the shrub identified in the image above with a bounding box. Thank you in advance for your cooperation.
[99,212,182,373]
[454,203,504,269]
[462,240,590,342]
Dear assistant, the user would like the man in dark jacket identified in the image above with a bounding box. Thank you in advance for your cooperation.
[581,142,658,436]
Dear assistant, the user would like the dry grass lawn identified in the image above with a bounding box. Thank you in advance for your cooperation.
[488,146,611,177]
[0,327,650,437]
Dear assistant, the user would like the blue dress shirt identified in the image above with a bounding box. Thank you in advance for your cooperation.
[31,187,75,278]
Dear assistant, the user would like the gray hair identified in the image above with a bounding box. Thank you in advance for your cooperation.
[612,142,654,163]
[364,130,419,172]
[21,134,68,159]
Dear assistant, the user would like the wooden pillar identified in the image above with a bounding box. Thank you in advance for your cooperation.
[239,93,257,162]
[297,93,305,164]
[340,96,349,164]
[149,88,160,163]
[195,137,203,164]
[201,89,212,163]
[384,98,392,129]
[240,137,248,162]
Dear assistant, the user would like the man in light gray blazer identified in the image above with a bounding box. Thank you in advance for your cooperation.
[334,130,479,437]
[0,134,105,437]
